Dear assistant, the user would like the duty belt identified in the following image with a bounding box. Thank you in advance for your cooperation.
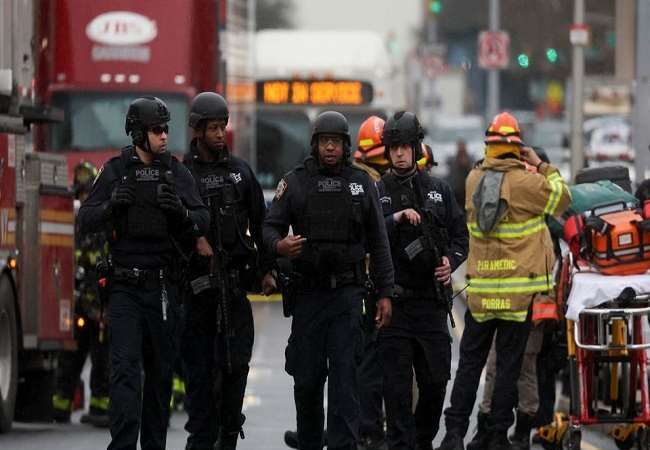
[112,266,169,289]
[394,284,437,300]
[297,263,364,290]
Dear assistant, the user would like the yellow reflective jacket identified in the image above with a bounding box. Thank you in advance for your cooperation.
[352,161,382,182]
[465,158,571,322]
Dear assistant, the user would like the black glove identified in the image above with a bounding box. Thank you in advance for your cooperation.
[110,184,135,209]
[157,183,187,219]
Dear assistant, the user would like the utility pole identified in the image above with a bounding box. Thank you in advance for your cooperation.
[486,0,499,121]
[633,0,650,185]
[569,0,586,181]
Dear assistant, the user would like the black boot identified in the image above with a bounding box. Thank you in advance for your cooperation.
[487,432,511,450]
[435,432,465,450]
[284,430,299,449]
[284,428,328,449]
[467,412,490,450]
[215,414,245,450]
[359,431,387,450]
[509,412,534,450]
[214,430,239,450]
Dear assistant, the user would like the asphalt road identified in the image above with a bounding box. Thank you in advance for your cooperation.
[0,297,618,449]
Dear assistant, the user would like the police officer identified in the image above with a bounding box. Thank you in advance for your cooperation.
[376,112,468,450]
[181,92,273,450]
[52,162,110,427]
[78,96,209,450]
[264,111,394,450]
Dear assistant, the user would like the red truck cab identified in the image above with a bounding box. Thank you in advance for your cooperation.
[34,0,220,176]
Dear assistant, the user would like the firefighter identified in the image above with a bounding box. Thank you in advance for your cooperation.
[353,115,391,181]
[467,147,557,450]
[417,144,437,172]
[282,115,391,450]
[78,97,209,450]
[436,112,570,450]
[181,92,274,450]
[376,112,468,450]
[264,110,394,450]
[355,115,393,450]
[52,162,110,427]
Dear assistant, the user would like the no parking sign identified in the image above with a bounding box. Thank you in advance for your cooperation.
[478,31,510,70]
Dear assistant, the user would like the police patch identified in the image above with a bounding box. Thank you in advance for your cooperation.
[231,172,242,183]
[275,178,288,199]
[93,165,104,186]
[349,182,364,196]
[427,190,443,203]
[317,178,342,192]
[379,196,391,205]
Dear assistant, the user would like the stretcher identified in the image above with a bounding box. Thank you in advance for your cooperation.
[543,253,650,450]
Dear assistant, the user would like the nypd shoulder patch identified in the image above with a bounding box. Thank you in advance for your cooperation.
[275,178,288,199]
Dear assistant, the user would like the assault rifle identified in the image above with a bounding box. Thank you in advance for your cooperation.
[404,207,456,328]
[189,185,239,373]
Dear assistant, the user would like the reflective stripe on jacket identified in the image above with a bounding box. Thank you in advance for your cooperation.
[465,158,571,322]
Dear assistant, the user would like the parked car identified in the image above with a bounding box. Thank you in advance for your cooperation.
[586,120,634,162]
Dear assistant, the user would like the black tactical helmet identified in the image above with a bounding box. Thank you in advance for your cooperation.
[125,96,170,147]
[310,111,351,156]
[382,111,425,163]
[188,92,229,129]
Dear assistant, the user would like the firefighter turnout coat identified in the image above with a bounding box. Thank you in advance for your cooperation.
[465,158,571,321]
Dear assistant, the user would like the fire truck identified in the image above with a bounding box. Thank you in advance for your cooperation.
[0,0,74,433]
[0,0,254,432]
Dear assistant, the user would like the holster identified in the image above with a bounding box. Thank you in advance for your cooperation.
[96,257,112,306]
[362,278,378,331]
[274,258,298,318]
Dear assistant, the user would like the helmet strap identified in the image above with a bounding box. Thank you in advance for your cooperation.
[143,132,153,153]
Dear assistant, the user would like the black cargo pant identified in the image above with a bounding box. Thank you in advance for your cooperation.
[379,300,450,450]
[358,326,384,441]
[183,289,254,450]
[107,279,180,450]
[53,314,110,415]
[286,285,364,450]
[443,308,531,437]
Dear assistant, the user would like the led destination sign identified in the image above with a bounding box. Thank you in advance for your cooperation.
[258,79,374,106]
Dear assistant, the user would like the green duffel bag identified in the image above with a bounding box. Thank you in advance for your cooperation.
[547,180,638,238]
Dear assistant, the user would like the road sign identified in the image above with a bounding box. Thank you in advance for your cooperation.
[570,24,590,46]
[478,31,510,70]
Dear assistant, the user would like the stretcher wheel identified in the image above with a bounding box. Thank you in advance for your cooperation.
[563,427,581,450]
[611,424,647,450]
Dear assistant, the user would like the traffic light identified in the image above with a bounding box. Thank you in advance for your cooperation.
[429,0,442,14]
[546,48,558,64]
[517,53,530,68]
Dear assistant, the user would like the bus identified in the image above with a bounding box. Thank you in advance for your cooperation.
[254,30,405,197]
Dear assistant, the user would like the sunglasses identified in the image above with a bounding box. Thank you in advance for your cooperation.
[150,124,169,135]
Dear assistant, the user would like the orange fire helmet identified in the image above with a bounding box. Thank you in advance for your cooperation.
[354,116,387,163]
[485,112,524,146]
[416,143,436,169]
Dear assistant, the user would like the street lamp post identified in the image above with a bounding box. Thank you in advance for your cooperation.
[486,0,500,122]
[569,0,586,181]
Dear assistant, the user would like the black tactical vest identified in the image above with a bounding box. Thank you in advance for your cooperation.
[296,165,365,274]
[382,174,438,283]
[119,152,170,241]
[187,158,251,254]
